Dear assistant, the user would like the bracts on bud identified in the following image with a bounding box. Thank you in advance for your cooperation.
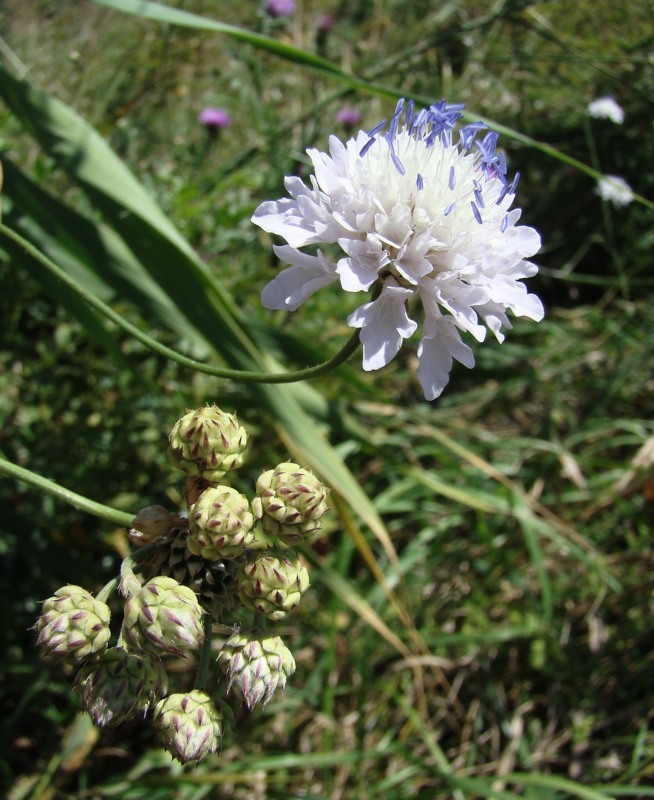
[252,462,329,546]
[217,632,296,710]
[237,552,310,621]
[34,585,111,663]
[121,576,205,657]
[188,486,259,559]
[168,406,248,482]
[154,690,223,763]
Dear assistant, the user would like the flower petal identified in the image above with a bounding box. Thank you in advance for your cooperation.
[348,282,418,370]
[261,247,337,311]
[417,316,475,401]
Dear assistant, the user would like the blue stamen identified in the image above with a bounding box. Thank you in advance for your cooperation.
[416,173,424,190]
[385,133,406,175]
[389,99,404,140]
[405,99,415,127]
[459,121,487,151]
[359,136,377,157]
[471,202,483,224]
[449,166,456,191]
[500,214,508,233]
[366,119,387,138]
[444,202,456,216]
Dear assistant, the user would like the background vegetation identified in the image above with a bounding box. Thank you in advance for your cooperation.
[1,1,653,798]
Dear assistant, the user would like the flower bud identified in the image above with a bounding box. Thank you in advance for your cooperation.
[188,486,258,559]
[252,462,329,546]
[217,632,295,710]
[154,690,223,763]
[75,646,168,727]
[122,576,205,656]
[168,406,248,482]
[237,552,309,621]
[35,585,111,663]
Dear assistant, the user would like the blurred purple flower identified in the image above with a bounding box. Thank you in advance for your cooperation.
[265,0,296,18]
[198,107,231,129]
[336,107,362,128]
[316,14,336,33]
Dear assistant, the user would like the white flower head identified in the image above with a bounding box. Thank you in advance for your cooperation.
[252,99,544,400]
[586,96,624,125]
[596,174,634,207]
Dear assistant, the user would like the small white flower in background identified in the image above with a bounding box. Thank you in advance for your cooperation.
[586,96,624,125]
[596,175,634,207]
[252,99,544,400]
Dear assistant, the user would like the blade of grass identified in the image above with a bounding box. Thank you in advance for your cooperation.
[505,772,628,800]
[410,424,620,591]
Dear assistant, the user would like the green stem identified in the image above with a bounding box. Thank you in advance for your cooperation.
[0,455,133,527]
[0,222,361,383]
[195,614,214,691]
[96,576,119,604]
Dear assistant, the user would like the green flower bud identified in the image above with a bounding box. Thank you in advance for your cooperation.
[188,486,258,560]
[217,632,295,710]
[35,585,111,663]
[122,576,205,656]
[154,690,223,764]
[168,406,248,482]
[75,646,168,727]
[252,462,329,546]
[237,552,309,621]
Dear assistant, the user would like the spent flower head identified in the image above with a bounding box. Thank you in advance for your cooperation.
[75,646,168,727]
[587,96,624,124]
[252,98,544,400]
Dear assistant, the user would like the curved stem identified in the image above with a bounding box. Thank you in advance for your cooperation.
[0,223,361,383]
[0,455,133,527]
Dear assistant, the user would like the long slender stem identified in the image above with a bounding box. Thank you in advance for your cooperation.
[0,455,133,527]
[0,222,361,383]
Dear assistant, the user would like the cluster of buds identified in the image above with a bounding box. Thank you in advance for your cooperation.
[33,406,330,764]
